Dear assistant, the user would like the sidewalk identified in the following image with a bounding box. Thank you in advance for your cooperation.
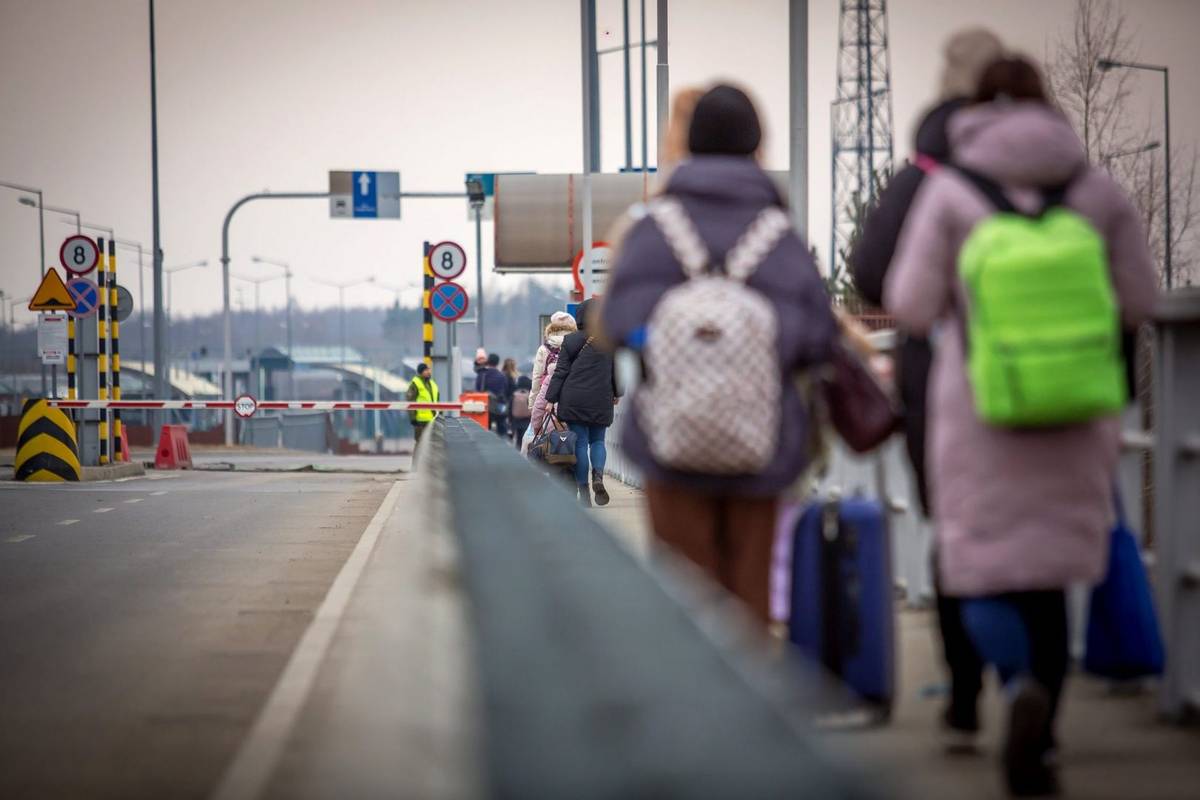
[594,481,1200,799]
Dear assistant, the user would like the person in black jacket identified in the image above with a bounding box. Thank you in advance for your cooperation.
[546,299,621,507]
[848,27,1001,751]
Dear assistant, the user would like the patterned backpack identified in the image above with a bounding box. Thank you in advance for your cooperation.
[640,198,791,474]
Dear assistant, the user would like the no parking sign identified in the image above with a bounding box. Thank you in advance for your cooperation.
[429,281,469,323]
[66,277,101,318]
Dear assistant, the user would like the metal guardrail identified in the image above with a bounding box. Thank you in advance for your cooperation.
[429,416,878,799]
[1152,289,1200,720]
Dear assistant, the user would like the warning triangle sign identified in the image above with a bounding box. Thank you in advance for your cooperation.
[29,269,75,312]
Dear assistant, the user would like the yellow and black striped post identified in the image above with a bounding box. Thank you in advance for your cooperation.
[67,315,76,399]
[14,398,81,482]
[97,237,109,464]
[423,241,434,368]
[108,239,124,460]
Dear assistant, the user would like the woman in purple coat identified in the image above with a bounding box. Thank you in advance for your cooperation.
[600,85,835,622]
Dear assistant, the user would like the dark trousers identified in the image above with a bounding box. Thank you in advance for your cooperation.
[411,421,428,468]
[491,415,509,438]
[644,480,777,624]
[934,565,985,725]
[511,417,530,449]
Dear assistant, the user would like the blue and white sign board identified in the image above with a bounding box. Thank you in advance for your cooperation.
[329,170,400,219]
[66,276,101,319]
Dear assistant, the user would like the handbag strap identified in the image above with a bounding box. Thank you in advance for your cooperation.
[538,411,567,436]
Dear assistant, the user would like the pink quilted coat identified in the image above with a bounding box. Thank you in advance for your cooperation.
[885,102,1158,597]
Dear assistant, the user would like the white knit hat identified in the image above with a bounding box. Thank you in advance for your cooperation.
[940,28,1005,100]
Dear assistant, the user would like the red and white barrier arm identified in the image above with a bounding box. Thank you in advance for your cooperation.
[44,399,485,415]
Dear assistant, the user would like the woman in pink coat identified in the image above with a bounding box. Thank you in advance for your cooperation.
[886,57,1157,796]
[528,312,577,438]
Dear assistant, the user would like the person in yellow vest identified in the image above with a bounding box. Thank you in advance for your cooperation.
[405,363,439,446]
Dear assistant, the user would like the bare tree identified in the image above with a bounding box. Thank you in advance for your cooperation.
[1047,0,1139,160]
[1047,0,1198,286]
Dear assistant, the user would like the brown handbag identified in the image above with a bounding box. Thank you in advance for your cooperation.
[821,339,900,453]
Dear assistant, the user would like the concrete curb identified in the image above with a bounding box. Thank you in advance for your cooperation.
[81,463,146,482]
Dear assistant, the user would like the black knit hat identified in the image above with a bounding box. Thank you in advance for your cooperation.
[687,85,762,156]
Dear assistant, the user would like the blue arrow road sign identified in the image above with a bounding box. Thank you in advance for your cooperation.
[352,171,377,218]
[429,281,469,323]
[66,277,100,318]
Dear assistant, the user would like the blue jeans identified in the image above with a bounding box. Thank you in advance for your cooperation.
[960,591,1068,743]
[568,423,607,486]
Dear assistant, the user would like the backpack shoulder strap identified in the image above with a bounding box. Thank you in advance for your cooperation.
[648,197,710,279]
[725,206,792,282]
[951,164,1019,215]
[953,164,1079,219]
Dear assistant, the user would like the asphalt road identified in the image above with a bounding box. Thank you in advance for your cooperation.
[0,471,392,799]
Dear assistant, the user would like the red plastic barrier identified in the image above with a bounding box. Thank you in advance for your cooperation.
[154,425,193,470]
[459,392,490,430]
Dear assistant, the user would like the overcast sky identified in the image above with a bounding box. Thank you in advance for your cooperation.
[1,0,1196,328]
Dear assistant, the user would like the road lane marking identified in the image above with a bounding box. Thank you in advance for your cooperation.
[124,498,143,504]
[94,507,114,513]
[212,479,403,800]
[150,491,168,496]
[5,535,35,543]
[58,519,80,526]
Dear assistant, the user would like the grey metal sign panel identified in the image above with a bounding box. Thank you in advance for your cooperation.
[115,284,134,322]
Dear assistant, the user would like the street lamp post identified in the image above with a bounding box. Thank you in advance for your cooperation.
[251,256,295,398]
[164,260,208,383]
[2,182,46,280]
[3,294,30,402]
[1099,58,1173,288]
[115,240,149,379]
[232,273,273,355]
[310,274,373,442]
[1101,140,1162,168]
[371,279,421,439]
[20,198,81,234]
[6,182,49,396]
[310,275,375,372]
[375,280,421,306]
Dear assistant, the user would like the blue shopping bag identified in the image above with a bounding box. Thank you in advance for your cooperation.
[1083,497,1166,680]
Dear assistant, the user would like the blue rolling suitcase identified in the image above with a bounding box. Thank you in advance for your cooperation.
[788,498,894,718]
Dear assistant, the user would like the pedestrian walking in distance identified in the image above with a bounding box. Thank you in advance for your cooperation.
[529,312,578,438]
[545,299,621,508]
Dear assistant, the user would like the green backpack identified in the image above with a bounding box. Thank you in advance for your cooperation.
[955,167,1127,427]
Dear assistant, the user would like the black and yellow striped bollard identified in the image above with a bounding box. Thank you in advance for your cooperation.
[14,399,82,482]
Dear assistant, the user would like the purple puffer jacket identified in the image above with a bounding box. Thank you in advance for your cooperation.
[601,155,836,496]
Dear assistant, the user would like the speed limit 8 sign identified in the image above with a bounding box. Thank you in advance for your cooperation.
[428,240,467,280]
[60,235,99,275]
